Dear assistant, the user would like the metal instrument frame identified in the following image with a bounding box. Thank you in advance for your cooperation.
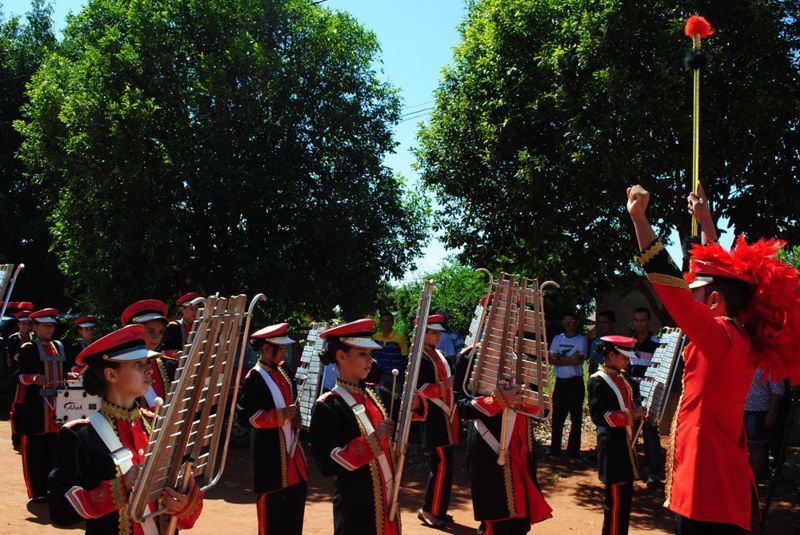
[387,280,434,520]
[0,263,24,319]
[129,293,265,529]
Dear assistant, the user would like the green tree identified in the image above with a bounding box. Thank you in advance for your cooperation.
[393,257,488,341]
[416,0,800,305]
[0,1,65,307]
[16,0,428,319]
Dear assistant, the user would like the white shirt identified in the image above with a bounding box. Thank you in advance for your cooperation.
[549,333,588,379]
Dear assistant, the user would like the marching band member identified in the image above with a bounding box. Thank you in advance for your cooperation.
[237,322,308,535]
[7,302,34,451]
[48,324,203,533]
[453,346,553,535]
[588,335,644,535]
[67,315,98,365]
[627,184,800,534]
[163,292,202,352]
[413,314,460,528]
[121,299,177,410]
[15,308,73,502]
[310,318,414,535]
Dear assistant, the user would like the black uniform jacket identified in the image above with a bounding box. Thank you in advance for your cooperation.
[310,380,400,535]
[48,401,203,534]
[15,339,70,435]
[454,352,552,523]
[237,361,308,493]
[588,367,638,484]
[415,348,460,449]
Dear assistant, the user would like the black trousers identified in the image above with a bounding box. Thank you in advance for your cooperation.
[257,481,307,535]
[478,517,531,534]
[423,444,454,518]
[675,515,747,535]
[21,432,58,499]
[551,376,584,456]
[603,480,632,535]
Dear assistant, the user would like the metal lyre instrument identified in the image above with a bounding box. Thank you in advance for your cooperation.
[0,263,24,319]
[462,271,559,465]
[296,323,329,430]
[129,293,265,533]
[387,280,434,520]
[636,327,685,440]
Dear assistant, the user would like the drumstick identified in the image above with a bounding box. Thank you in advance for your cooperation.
[389,368,400,417]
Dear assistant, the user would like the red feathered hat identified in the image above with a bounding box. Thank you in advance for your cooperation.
[686,237,800,383]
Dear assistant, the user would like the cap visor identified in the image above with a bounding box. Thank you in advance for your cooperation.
[618,348,638,359]
[264,336,295,345]
[341,338,382,350]
[133,313,168,324]
[35,317,58,324]
[425,324,447,332]
[105,347,161,362]
[78,322,97,328]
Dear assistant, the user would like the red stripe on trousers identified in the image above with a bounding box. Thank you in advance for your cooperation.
[20,435,33,499]
[257,493,267,535]
[431,446,446,516]
[611,482,620,535]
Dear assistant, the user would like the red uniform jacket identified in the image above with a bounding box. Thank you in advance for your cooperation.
[639,240,756,530]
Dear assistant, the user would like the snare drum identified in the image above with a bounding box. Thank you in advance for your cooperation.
[56,386,101,426]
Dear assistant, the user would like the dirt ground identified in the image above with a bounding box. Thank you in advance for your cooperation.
[1,418,798,535]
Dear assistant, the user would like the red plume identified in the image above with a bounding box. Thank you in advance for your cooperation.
[688,236,800,384]
[684,15,714,39]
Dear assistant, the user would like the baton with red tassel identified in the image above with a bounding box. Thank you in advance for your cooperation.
[684,15,714,238]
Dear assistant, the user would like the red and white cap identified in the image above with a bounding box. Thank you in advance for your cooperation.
[424,314,447,332]
[121,299,168,326]
[74,315,98,328]
[176,292,203,307]
[250,322,295,345]
[76,324,160,366]
[600,335,638,359]
[15,310,33,322]
[30,308,59,324]
[321,318,382,349]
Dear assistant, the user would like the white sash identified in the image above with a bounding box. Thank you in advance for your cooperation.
[88,412,158,535]
[332,385,393,501]
[472,409,516,454]
[255,363,294,455]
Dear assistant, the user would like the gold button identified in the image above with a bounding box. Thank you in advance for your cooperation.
[138,448,145,456]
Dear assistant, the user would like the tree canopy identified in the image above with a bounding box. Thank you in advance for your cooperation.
[392,257,488,341]
[15,0,428,319]
[416,0,800,305]
[0,1,65,307]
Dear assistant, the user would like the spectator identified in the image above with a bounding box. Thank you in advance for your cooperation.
[588,310,616,375]
[549,312,588,458]
[371,311,409,388]
[630,307,665,489]
[745,368,784,480]
[435,310,464,368]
